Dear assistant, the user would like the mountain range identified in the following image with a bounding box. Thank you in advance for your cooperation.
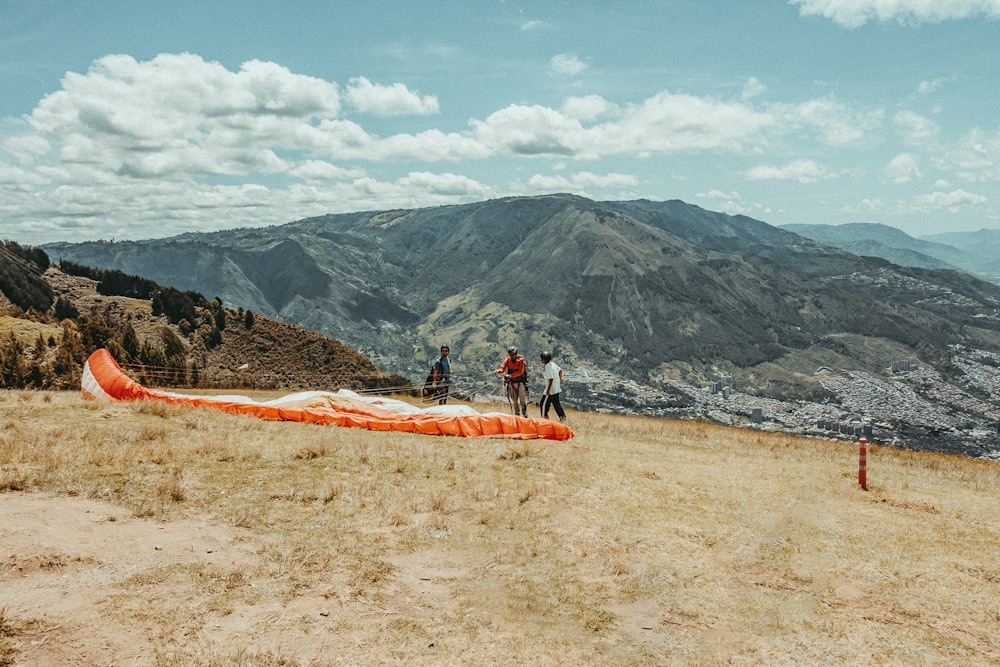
[780,221,1000,285]
[40,195,1000,407]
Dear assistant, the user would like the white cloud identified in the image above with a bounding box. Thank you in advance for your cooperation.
[745,159,834,183]
[549,53,588,77]
[696,190,748,215]
[741,77,767,101]
[697,189,742,200]
[0,162,49,186]
[525,170,639,192]
[0,48,967,245]
[846,188,988,219]
[561,95,615,121]
[521,20,544,30]
[472,93,776,159]
[775,97,883,146]
[345,76,440,116]
[790,0,1000,27]
[893,110,939,145]
[353,128,489,162]
[3,134,50,165]
[604,92,773,155]
[884,153,922,183]
[398,171,494,196]
[910,188,987,211]
[947,127,1000,181]
[27,53,342,181]
[288,160,366,182]
[913,77,951,96]
[472,104,586,156]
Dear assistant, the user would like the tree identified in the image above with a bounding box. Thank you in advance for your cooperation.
[119,323,140,361]
[54,297,79,321]
[0,332,25,388]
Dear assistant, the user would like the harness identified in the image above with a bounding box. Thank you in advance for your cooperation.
[504,356,527,384]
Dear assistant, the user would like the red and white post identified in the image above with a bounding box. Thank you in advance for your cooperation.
[858,437,868,491]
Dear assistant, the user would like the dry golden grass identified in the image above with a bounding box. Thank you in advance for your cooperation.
[2,389,1000,665]
[0,315,61,344]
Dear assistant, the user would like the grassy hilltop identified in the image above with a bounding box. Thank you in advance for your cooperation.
[2,390,1000,665]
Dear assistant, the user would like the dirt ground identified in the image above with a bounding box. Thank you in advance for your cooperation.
[0,492,490,666]
[2,492,244,664]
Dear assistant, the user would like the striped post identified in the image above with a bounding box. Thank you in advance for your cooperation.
[858,437,868,491]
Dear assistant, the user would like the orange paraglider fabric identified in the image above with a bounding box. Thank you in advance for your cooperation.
[81,349,574,441]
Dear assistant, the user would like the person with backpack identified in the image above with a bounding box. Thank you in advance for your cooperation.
[538,351,567,423]
[429,345,452,405]
[496,345,529,417]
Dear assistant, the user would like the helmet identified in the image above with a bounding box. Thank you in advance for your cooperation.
[540,351,552,363]
[507,346,518,355]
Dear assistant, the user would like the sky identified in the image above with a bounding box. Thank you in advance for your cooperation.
[1,0,999,245]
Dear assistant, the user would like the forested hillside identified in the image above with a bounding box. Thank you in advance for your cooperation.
[0,245,408,392]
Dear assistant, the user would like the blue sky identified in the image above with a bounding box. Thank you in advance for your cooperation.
[1,0,999,245]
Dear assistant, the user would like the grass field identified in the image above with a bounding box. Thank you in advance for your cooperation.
[2,389,1000,665]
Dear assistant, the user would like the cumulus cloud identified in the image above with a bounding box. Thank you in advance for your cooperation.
[472,93,777,159]
[549,53,588,77]
[524,170,639,192]
[911,188,987,210]
[28,53,342,181]
[398,171,494,196]
[472,105,586,156]
[345,76,440,116]
[0,48,963,244]
[790,0,1000,27]
[287,160,366,182]
[561,95,615,121]
[885,153,922,183]
[600,92,773,155]
[894,110,940,145]
[745,159,834,183]
[774,97,883,146]
[0,162,49,186]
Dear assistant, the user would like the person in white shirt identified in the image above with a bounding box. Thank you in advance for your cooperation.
[538,351,567,423]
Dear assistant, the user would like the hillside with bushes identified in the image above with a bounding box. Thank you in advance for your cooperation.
[0,244,408,393]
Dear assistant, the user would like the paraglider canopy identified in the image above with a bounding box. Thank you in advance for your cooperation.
[81,349,574,441]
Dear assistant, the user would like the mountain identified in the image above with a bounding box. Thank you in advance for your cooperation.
[24,195,1000,456]
[43,196,1000,386]
[921,228,1000,284]
[781,221,1000,284]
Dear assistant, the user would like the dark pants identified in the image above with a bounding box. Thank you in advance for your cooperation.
[539,393,566,420]
[423,377,449,404]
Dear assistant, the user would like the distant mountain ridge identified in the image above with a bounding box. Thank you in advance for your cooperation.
[781,221,1000,284]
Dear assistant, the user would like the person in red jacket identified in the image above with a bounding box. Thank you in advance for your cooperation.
[496,345,529,416]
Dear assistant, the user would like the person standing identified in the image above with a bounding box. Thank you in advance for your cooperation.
[496,345,529,416]
[539,351,567,423]
[430,345,452,405]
